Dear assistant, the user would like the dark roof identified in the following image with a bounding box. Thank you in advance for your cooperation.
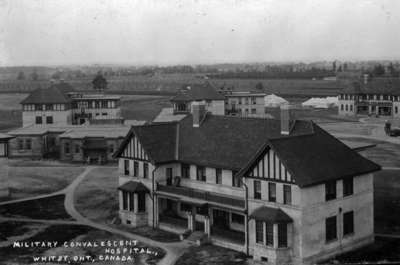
[249,206,293,223]
[171,82,225,101]
[21,82,74,104]
[115,115,380,188]
[0,133,14,140]
[266,124,381,187]
[118,181,149,193]
[115,115,312,170]
[342,78,400,95]
[82,138,107,150]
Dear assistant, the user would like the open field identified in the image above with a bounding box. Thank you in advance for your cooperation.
[5,164,84,200]
[0,221,165,265]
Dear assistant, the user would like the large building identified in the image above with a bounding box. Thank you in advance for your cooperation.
[338,76,400,117]
[113,104,380,264]
[224,91,267,118]
[21,82,122,127]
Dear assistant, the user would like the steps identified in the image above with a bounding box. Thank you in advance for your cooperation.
[185,231,209,246]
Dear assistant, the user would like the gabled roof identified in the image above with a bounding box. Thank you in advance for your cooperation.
[250,206,293,223]
[171,82,225,102]
[21,82,74,104]
[342,78,400,95]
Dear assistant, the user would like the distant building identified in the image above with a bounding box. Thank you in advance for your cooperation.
[113,104,380,264]
[170,82,225,115]
[0,133,13,198]
[224,91,267,117]
[338,76,400,117]
[21,82,122,127]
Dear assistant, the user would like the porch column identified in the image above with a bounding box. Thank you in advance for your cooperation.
[154,196,159,227]
[287,223,293,248]
[368,105,372,115]
[273,223,279,248]
[188,213,194,231]
[133,193,138,214]
[244,215,248,249]
[204,216,211,237]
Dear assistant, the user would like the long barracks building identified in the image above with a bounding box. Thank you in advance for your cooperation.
[113,103,380,264]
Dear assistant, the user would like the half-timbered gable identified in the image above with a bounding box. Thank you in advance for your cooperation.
[121,134,150,161]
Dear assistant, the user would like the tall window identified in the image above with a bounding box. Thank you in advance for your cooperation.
[18,139,23,150]
[216,168,222,184]
[133,161,139,177]
[197,166,206,182]
[46,116,53,124]
[265,222,274,246]
[283,185,292,205]
[35,116,42,124]
[143,163,148,179]
[254,180,261,199]
[124,160,129,175]
[122,191,128,210]
[181,163,190,179]
[232,170,242,187]
[343,211,354,236]
[343,177,353,197]
[64,142,70,154]
[166,167,173,185]
[325,181,336,201]
[25,139,32,150]
[326,216,337,242]
[129,192,134,212]
[138,192,146,212]
[75,144,80,153]
[268,182,276,202]
[255,220,264,244]
[231,213,244,225]
[278,223,288,247]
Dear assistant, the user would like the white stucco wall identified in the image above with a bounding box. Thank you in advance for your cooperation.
[22,110,72,127]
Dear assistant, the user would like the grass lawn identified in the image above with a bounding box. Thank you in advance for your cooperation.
[0,194,72,220]
[0,222,165,265]
[175,244,247,265]
[75,167,119,224]
[7,165,84,200]
[121,96,171,121]
[322,237,400,264]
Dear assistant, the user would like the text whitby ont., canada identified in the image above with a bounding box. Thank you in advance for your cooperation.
[12,240,160,263]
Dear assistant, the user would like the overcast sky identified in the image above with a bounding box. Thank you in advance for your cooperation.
[1,0,400,66]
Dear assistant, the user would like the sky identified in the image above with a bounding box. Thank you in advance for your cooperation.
[1,0,400,66]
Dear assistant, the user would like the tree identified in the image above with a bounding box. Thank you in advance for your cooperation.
[17,71,25,80]
[51,71,62,79]
[92,72,107,91]
[372,64,385,77]
[30,71,39,81]
[255,82,264,90]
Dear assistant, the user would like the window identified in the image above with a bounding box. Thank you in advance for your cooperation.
[278,223,288,247]
[129,192,134,211]
[124,160,129,175]
[254,180,261,199]
[326,216,337,242]
[216,168,222,184]
[109,144,114,154]
[143,163,148,179]
[345,104,348,111]
[350,105,353,111]
[341,104,344,111]
[325,181,336,201]
[256,220,264,244]
[45,104,53,110]
[268,182,276,202]
[122,191,128,210]
[232,171,242,187]
[138,192,146,212]
[251,108,256,114]
[35,116,42,124]
[64,142,70,154]
[75,144,80,153]
[343,211,354,236]
[35,104,43,111]
[283,185,292,205]
[166,167,173,185]
[196,166,206,182]
[343,177,353,197]
[266,223,274,246]
[180,203,192,212]
[133,161,139,177]
[25,139,32,150]
[46,116,53,124]
[102,112,107,116]
[396,106,399,114]
[181,163,190,179]
[18,139,24,150]
[231,213,244,225]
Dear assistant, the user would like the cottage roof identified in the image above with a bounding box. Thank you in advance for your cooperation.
[118,181,149,193]
[171,82,225,102]
[21,82,75,104]
[250,206,293,223]
[115,114,380,188]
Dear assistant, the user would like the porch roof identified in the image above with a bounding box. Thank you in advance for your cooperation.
[249,206,293,223]
[118,181,149,193]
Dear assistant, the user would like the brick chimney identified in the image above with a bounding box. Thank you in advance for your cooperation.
[192,101,207,127]
[280,104,292,135]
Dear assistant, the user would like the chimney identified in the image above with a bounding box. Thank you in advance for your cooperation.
[363,74,369,84]
[280,104,292,135]
[192,101,207,127]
